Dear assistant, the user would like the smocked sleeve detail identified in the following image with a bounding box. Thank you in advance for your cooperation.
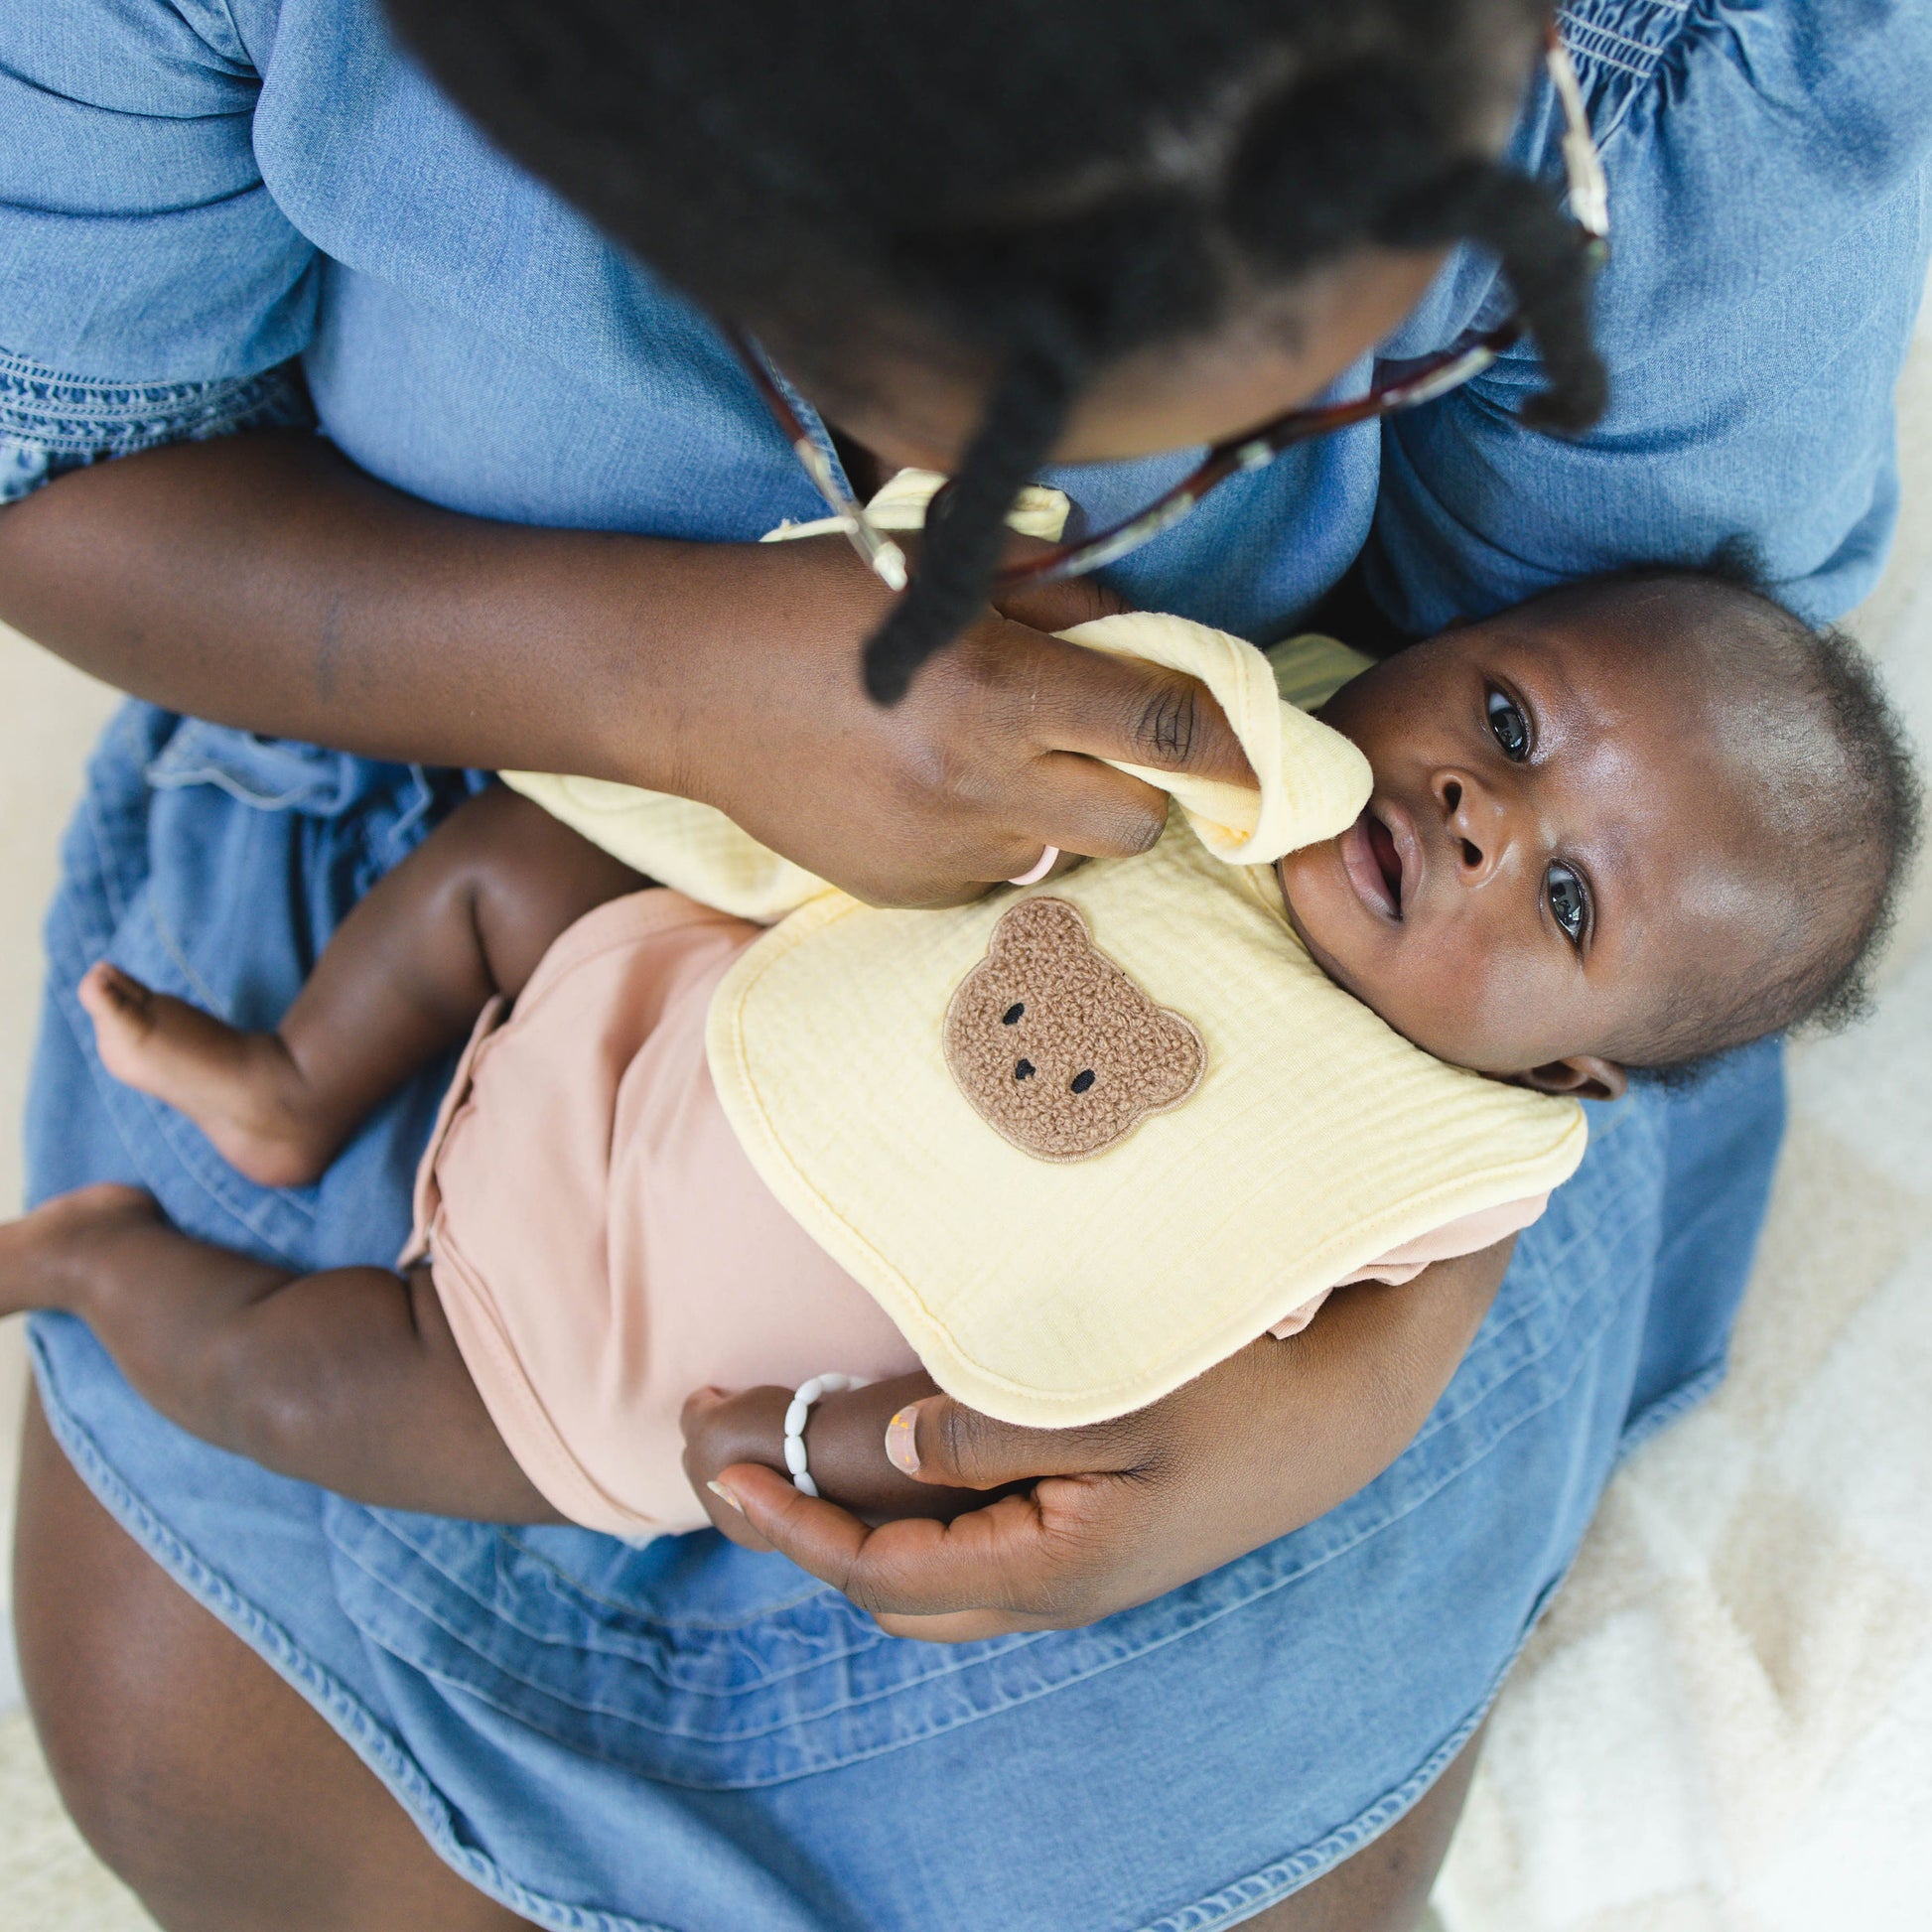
[0,349,312,504]
[1365,0,1932,631]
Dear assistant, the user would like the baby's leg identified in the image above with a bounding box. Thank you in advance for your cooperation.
[80,784,643,1186]
[0,1183,560,1521]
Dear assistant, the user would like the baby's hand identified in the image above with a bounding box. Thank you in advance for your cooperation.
[681,1376,991,1549]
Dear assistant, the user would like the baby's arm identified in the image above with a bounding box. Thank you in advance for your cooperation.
[0,1184,561,1522]
[79,784,643,1189]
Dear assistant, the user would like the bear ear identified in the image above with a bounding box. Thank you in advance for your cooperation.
[1146,1011,1207,1106]
[991,895,1089,959]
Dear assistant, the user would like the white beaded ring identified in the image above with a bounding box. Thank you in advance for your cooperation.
[783,1373,875,1498]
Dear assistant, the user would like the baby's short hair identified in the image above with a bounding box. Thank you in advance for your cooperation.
[1532,559,1922,1077]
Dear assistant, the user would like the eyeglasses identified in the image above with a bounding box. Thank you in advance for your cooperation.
[735,32,1608,595]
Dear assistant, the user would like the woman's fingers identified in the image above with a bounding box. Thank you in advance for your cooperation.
[713,1460,1117,1626]
[697,1485,778,1551]
[1025,635,1256,790]
[679,1385,781,1550]
[868,1607,1037,1642]
[883,1393,1145,1490]
[999,755,1173,868]
[668,540,1255,904]
[990,570,1132,637]
[713,1288,1519,1635]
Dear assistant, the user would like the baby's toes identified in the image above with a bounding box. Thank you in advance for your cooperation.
[78,965,185,1093]
[78,961,157,1037]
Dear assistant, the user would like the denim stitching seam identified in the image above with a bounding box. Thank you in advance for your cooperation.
[1143,1545,1590,1929]
[331,1525,1029,1747]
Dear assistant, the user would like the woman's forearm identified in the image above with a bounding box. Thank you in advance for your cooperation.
[0,427,1256,905]
[1227,1238,1514,1540]
[0,429,810,784]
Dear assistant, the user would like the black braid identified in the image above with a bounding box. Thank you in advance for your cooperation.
[1383,160,1607,432]
[385,1,1604,698]
[863,345,1084,703]
[867,199,1210,700]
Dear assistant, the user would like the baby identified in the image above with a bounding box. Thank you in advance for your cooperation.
[0,568,1916,1535]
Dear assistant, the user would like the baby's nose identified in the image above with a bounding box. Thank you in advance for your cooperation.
[1434,770,1506,882]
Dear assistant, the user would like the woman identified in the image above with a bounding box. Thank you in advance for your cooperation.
[1,2,1926,1927]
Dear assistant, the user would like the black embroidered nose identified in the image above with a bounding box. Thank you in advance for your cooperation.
[1014,1058,1035,1080]
[1002,1003,1025,1025]
[1069,1069,1096,1094]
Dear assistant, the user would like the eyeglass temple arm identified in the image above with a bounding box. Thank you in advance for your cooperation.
[729,328,909,592]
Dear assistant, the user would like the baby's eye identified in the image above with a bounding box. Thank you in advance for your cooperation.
[1546,863,1588,945]
[1486,688,1530,760]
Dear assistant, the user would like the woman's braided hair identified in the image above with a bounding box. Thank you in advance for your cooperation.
[386,1,1605,701]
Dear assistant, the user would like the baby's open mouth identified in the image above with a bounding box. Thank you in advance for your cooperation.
[1339,807,1406,920]
[1367,815,1403,908]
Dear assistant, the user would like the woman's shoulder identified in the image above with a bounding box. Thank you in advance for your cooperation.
[1563,0,1932,177]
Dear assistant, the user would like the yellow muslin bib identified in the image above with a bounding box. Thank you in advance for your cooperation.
[706,825,1586,1428]
[507,475,1587,1427]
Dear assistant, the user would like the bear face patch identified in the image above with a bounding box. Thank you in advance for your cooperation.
[943,897,1205,1162]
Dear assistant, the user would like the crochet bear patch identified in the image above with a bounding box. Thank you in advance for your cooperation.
[944,897,1205,1162]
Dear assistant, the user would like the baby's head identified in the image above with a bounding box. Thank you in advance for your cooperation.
[1280,570,1922,1097]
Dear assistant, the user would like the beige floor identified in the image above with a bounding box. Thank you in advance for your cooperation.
[0,644,141,1921]
[3,331,1930,1927]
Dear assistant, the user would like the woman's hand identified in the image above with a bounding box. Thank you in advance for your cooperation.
[657,533,1254,905]
[683,1239,1515,1640]
[0,432,1255,909]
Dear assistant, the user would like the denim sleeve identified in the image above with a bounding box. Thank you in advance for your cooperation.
[1366,0,1932,629]
[0,0,319,499]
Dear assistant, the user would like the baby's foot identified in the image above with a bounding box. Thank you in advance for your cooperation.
[0,1182,160,1318]
[78,963,338,1188]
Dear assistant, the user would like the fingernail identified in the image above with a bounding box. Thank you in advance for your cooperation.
[885,1404,922,1475]
[706,1479,745,1513]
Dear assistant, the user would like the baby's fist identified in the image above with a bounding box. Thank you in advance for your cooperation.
[680,1385,791,1550]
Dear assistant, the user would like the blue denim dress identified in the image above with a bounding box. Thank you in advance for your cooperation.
[3,2,1929,1926]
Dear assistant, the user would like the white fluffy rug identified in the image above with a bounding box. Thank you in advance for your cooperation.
[1434,324,1932,1932]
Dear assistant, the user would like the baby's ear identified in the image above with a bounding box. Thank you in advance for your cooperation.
[1514,1054,1626,1103]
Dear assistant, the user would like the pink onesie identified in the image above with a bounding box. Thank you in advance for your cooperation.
[406,892,1543,1537]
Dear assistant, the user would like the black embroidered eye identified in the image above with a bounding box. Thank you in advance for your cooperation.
[1002,1003,1025,1025]
[1486,688,1530,760]
[1547,863,1588,944]
[1069,1069,1096,1094]
[1014,1058,1035,1080]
